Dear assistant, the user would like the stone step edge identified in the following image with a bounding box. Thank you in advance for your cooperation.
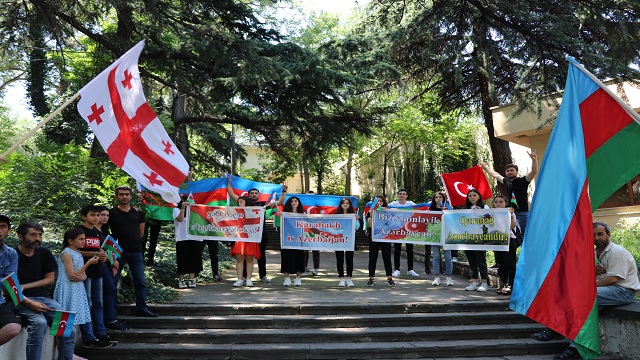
[107,323,546,339]
[76,338,568,358]
[120,300,512,316]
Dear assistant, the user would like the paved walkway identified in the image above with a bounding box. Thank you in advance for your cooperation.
[173,250,508,306]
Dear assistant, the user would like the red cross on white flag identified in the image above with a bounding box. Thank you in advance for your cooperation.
[77,41,188,203]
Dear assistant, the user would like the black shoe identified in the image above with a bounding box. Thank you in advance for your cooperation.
[425,269,432,275]
[98,334,118,345]
[84,338,114,348]
[106,320,131,330]
[531,328,564,341]
[136,308,159,317]
[553,347,580,360]
[213,274,223,282]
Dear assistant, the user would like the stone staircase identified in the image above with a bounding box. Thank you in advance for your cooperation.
[76,300,567,359]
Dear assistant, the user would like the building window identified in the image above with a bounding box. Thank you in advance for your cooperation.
[600,177,640,208]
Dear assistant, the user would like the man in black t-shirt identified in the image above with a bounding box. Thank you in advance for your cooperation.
[12,222,77,360]
[480,150,538,234]
[108,186,157,318]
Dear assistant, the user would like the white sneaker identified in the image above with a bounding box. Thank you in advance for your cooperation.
[245,279,253,287]
[187,278,196,288]
[261,276,271,283]
[465,282,479,291]
[346,279,355,287]
[452,257,458,262]
[407,270,420,277]
[283,277,291,287]
[446,277,454,286]
[477,283,489,292]
[233,279,245,287]
[178,279,187,289]
[432,277,441,286]
[338,279,346,287]
[300,272,307,277]
[293,277,302,286]
[312,268,319,276]
[392,270,401,277]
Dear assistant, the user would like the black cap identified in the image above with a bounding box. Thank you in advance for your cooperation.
[0,214,10,226]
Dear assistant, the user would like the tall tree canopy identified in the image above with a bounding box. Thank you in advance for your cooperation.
[0,0,386,172]
[364,0,640,176]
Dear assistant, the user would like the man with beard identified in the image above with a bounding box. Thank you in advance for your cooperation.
[0,214,21,346]
[227,175,287,284]
[108,186,157,317]
[532,222,639,360]
[12,222,77,359]
[480,151,537,233]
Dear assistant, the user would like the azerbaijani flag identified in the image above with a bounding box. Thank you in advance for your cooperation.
[101,235,123,258]
[283,194,359,214]
[179,177,228,205]
[388,203,430,210]
[1,272,24,305]
[510,192,518,208]
[510,59,640,360]
[139,183,175,221]
[228,176,284,204]
[49,311,76,337]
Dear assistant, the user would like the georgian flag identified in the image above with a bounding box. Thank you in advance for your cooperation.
[77,41,188,203]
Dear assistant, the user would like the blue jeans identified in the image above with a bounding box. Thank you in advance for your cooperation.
[515,212,529,234]
[432,246,452,275]
[115,251,148,311]
[81,276,105,339]
[101,263,119,324]
[13,297,75,360]
[597,285,635,310]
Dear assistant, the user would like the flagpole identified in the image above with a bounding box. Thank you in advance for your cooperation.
[568,57,640,125]
[0,91,82,160]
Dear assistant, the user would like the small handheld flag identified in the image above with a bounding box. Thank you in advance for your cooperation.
[370,197,379,211]
[101,235,123,258]
[1,272,24,305]
[187,192,195,204]
[49,311,76,337]
[510,192,518,208]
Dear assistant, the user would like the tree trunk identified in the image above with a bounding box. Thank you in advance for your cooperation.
[345,146,353,195]
[474,22,512,194]
[381,150,389,198]
[172,92,190,165]
[303,158,310,193]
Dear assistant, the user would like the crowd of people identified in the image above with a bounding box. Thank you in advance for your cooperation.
[0,155,638,360]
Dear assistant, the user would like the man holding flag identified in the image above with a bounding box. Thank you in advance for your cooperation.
[12,222,76,359]
[0,214,21,345]
[227,175,287,283]
[480,151,538,234]
[511,59,640,360]
[531,222,639,360]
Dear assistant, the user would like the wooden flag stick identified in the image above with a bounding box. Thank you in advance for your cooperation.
[0,91,82,160]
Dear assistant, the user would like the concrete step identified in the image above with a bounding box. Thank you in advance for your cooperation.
[105,323,546,344]
[116,311,534,329]
[75,338,568,359]
[119,300,513,316]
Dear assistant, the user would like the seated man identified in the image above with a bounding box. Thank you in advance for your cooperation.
[533,222,640,360]
[12,222,76,360]
[0,214,21,345]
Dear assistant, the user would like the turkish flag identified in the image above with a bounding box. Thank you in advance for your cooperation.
[77,41,188,203]
[440,166,493,207]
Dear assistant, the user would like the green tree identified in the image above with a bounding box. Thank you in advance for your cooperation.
[364,0,640,182]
